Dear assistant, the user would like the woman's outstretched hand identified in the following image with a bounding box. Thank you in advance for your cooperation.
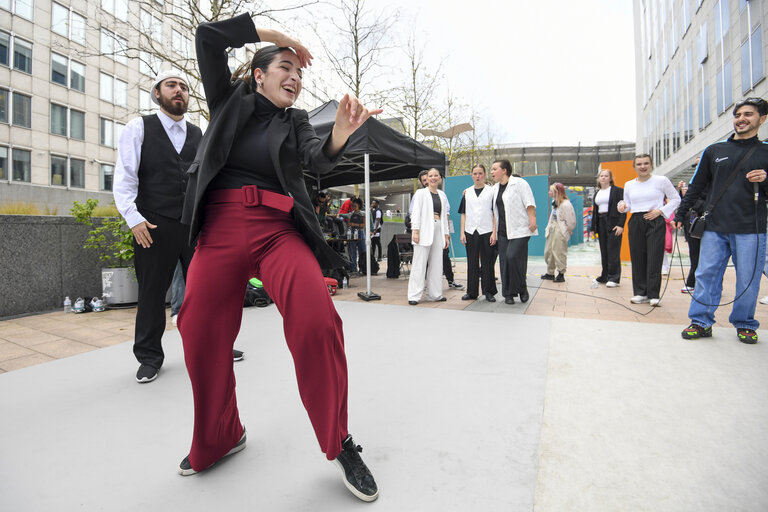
[327,94,383,156]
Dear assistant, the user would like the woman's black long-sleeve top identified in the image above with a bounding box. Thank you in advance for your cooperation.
[182,13,347,269]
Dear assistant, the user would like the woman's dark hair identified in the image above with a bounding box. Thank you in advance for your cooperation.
[632,153,654,167]
[353,198,364,208]
[493,159,513,177]
[233,45,295,91]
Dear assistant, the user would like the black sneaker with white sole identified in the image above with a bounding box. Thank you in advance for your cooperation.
[233,349,244,361]
[178,430,247,476]
[136,364,158,383]
[333,435,378,502]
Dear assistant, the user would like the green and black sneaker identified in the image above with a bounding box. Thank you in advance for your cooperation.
[737,328,758,344]
[681,324,712,340]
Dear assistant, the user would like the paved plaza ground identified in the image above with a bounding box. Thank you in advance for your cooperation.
[1,240,767,510]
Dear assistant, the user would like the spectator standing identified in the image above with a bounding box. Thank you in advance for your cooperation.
[588,169,626,287]
[541,183,576,283]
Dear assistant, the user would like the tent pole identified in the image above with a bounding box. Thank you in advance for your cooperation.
[358,152,381,301]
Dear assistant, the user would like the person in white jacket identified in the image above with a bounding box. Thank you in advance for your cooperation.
[541,183,576,283]
[408,168,450,304]
[491,159,537,305]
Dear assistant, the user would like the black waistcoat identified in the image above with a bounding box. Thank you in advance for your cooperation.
[136,115,202,220]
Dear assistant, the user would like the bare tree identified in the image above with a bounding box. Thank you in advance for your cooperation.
[315,0,396,103]
[383,29,443,142]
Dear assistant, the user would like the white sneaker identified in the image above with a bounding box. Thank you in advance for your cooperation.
[630,295,650,304]
[681,286,694,293]
[760,296,768,305]
[606,281,619,288]
[171,314,178,326]
[650,298,661,307]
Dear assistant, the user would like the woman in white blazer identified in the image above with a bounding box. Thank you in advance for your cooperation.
[491,159,538,304]
[408,168,450,304]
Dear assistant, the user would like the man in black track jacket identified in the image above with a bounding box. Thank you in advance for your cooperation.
[674,97,768,344]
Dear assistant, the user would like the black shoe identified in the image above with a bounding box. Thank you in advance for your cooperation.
[554,273,565,283]
[136,364,159,383]
[461,294,477,301]
[434,296,447,302]
[737,328,758,344]
[333,435,378,502]
[448,281,464,290]
[519,289,529,303]
[595,277,607,284]
[504,297,515,305]
[681,324,712,340]
[485,294,496,302]
[179,430,247,476]
[408,300,418,305]
[233,349,244,362]
[540,273,555,280]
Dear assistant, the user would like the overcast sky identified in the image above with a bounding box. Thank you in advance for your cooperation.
[287,0,637,146]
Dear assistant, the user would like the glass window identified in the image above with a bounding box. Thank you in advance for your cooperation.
[740,0,748,11]
[12,148,31,182]
[0,146,6,180]
[70,109,84,140]
[115,0,128,21]
[52,3,70,37]
[51,103,67,135]
[115,122,124,146]
[751,27,763,85]
[13,38,32,73]
[102,0,114,13]
[100,163,114,191]
[51,154,67,186]
[71,11,86,45]
[115,35,128,65]
[100,28,114,57]
[697,23,707,63]
[70,158,85,188]
[100,73,113,102]
[0,31,9,67]
[0,0,10,11]
[0,88,7,123]
[114,78,127,106]
[100,117,114,146]
[51,52,67,85]
[742,38,751,94]
[70,60,85,91]
[139,89,153,113]
[15,0,32,19]
[12,92,31,128]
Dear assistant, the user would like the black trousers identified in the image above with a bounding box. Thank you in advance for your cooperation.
[682,225,701,288]
[627,214,665,299]
[371,235,382,260]
[443,247,454,282]
[498,235,529,298]
[133,212,195,369]
[596,213,623,283]
[465,231,497,297]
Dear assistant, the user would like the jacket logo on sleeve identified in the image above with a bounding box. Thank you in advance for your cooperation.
[715,157,729,162]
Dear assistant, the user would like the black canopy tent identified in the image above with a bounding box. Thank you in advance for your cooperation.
[305,100,446,189]
[305,100,446,300]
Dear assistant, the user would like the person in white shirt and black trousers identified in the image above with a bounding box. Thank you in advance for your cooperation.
[459,164,497,301]
[617,154,680,307]
[114,71,204,383]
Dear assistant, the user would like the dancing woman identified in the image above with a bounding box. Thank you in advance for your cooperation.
[177,13,381,501]
[588,169,626,287]
[617,154,680,307]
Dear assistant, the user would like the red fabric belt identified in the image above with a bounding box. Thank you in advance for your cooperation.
[206,185,294,213]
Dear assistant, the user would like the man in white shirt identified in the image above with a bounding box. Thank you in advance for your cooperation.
[113,70,204,383]
[459,164,497,301]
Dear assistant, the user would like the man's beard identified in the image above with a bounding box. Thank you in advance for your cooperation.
[160,94,188,116]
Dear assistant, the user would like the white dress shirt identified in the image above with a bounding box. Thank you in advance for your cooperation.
[113,111,188,228]
[492,177,538,239]
[622,175,680,219]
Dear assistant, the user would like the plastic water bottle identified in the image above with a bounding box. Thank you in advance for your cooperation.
[63,296,72,313]
[342,276,348,289]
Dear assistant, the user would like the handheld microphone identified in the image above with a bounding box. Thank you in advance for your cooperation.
[755,181,760,203]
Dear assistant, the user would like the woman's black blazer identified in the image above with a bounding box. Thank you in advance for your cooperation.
[589,186,627,233]
[182,13,347,269]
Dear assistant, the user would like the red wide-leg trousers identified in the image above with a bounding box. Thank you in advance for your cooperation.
[178,199,349,471]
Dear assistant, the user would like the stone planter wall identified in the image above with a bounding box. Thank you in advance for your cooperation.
[0,215,105,318]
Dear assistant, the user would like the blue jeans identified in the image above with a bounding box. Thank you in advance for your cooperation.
[347,228,366,272]
[688,231,765,329]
